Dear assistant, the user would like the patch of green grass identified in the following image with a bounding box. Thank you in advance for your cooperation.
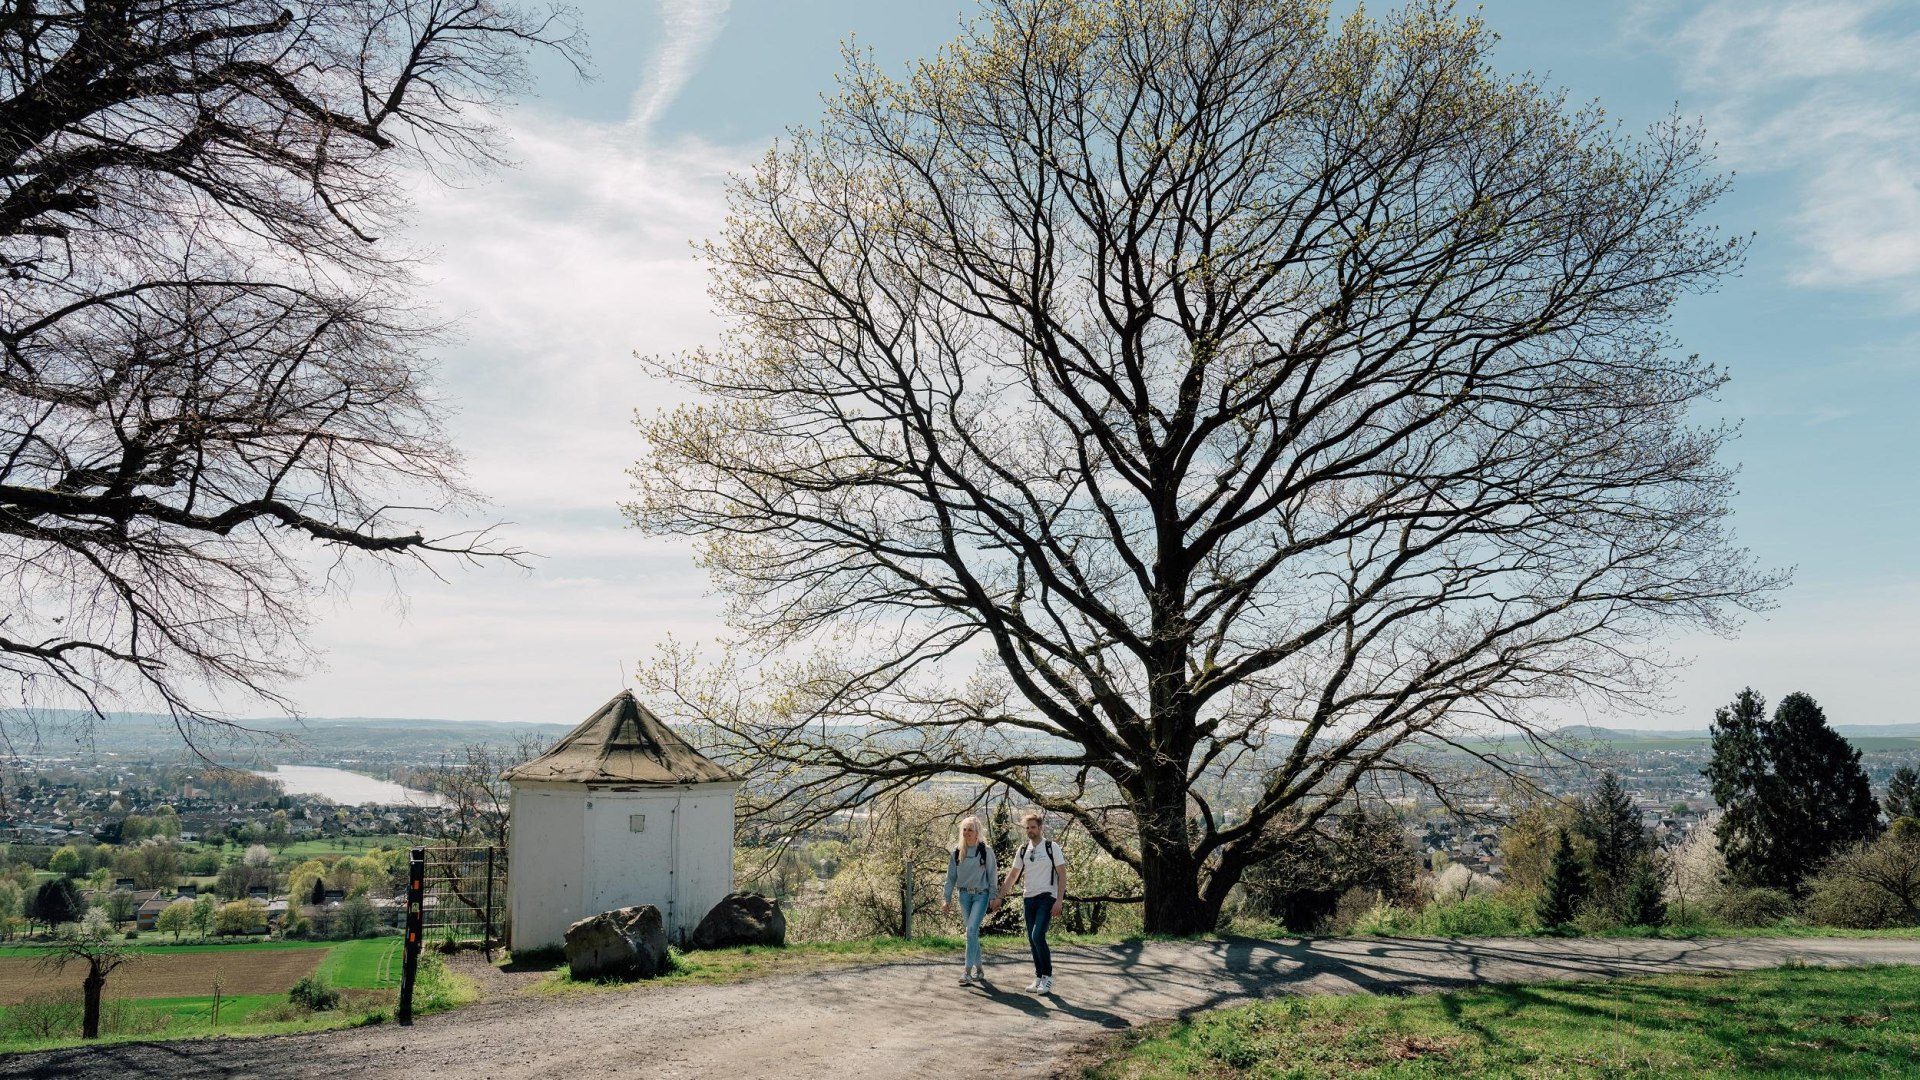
[1081,965,1920,1079]
[316,938,402,989]
[266,835,424,859]
[409,952,476,1012]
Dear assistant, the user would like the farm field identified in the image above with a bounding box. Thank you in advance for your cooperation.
[0,939,408,1050]
[0,939,400,1007]
[0,943,328,1005]
[259,835,425,859]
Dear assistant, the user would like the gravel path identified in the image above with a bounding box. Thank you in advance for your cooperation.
[10,935,1920,1080]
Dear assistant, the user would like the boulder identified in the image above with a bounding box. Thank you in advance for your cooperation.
[564,904,668,980]
[689,892,787,950]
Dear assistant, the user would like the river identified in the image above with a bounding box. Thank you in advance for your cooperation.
[255,764,446,807]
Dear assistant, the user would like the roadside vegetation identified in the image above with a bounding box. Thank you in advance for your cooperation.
[1080,965,1920,1079]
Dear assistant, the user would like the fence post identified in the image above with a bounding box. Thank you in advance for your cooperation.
[901,857,914,940]
[399,846,424,1026]
[483,845,496,960]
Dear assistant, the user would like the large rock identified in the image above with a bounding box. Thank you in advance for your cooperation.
[564,904,668,980]
[690,892,787,950]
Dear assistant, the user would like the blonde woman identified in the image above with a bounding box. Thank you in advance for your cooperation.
[941,815,1000,985]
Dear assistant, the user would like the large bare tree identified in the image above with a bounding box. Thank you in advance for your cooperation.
[629,0,1781,932]
[0,1,583,738]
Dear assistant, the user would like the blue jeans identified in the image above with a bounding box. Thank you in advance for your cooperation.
[956,890,990,969]
[1023,893,1055,976]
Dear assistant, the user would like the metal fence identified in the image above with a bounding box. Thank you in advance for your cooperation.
[418,844,506,952]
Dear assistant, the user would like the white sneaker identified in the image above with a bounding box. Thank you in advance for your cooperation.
[1037,976,1053,994]
[1025,977,1042,992]
[959,968,972,986]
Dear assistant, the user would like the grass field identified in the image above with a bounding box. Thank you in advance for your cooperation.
[0,936,421,1052]
[262,835,425,859]
[316,938,402,989]
[1081,965,1920,1079]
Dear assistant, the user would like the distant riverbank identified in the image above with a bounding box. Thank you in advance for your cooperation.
[254,764,445,807]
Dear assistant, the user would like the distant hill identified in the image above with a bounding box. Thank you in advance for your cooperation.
[0,707,573,760]
[1552,722,1920,743]
[1551,724,1710,742]
[1837,723,1920,738]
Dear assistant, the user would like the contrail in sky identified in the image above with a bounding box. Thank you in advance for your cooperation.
[632,0,733,133]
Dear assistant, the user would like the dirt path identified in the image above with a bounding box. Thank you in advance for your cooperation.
[11,935,1920,1080]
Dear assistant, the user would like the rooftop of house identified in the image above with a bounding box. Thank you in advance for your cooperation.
[499,691,740,787]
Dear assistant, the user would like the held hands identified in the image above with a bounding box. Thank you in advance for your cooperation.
[988,898,1001,913]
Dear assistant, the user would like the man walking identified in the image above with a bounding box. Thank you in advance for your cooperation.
[1000,810,1067,994]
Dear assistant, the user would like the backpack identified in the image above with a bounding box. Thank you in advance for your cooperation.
[1016,839,1059,889]
[951,841,989,868]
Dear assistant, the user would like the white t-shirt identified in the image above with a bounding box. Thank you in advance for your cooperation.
[1016,838,1067,898]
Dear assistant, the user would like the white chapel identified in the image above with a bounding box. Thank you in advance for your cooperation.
[502,690,742,949]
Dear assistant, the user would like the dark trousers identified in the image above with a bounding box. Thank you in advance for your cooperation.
[1023,892,1055,976]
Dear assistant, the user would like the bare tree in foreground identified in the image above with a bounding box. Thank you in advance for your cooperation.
[41,911,135,1039]
[0,1,583,741]
[629,0,1781,932]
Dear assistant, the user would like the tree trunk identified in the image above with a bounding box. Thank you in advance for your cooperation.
[82,968,103,1039]
[1135,774,1215,935]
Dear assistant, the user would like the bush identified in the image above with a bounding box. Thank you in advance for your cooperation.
[1426,893,1535,936]
[2,991,169,1041]
[1707,886,1796,928]
[1324,887,1386,935]
[1351,890,1535,937]
[3,991,82,1040]
[287,975,341,1011]
[1237,804,1420,932]
[1800,828,1920,930]
[1805,874,1907,929]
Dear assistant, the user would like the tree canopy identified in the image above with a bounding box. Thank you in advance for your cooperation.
[631,0,1778,931]
[0,0,581,738]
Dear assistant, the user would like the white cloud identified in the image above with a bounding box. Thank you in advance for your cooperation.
[1628,0,1920,302]
[293,104,753,721]
[631,0,734,133]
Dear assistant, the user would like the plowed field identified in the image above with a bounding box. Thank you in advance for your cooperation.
[0,947,326,1003]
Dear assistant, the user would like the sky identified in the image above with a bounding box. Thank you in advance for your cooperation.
[293,0,1919,730]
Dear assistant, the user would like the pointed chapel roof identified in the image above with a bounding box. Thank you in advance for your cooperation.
[500,691,740,786]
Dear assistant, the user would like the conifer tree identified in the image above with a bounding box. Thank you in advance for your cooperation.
[1576,770,1652,903]
[1885,766,1920,821]
[1766,693,1879,879]
[1537,828,1589,928]
[1705,689,1879,892]
[1705,688,1773,884]
[1623,857,1667,926]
